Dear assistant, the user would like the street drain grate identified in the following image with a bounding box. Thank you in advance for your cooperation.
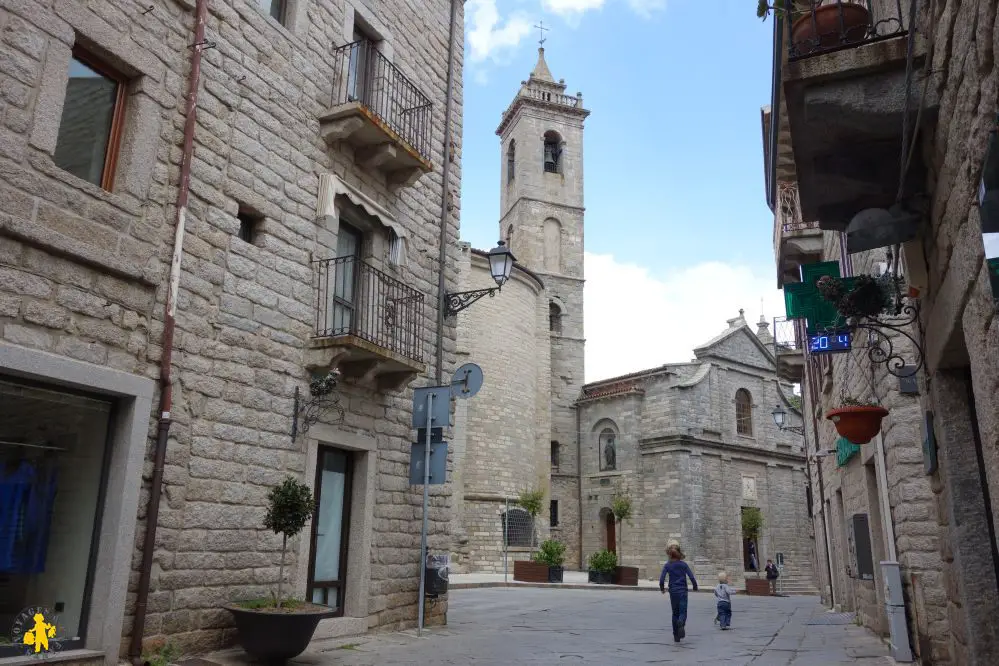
[806,612,856,625]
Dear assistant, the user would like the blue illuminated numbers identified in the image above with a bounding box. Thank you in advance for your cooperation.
[809,333,851,353]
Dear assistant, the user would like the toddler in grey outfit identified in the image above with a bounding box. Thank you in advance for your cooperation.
[714,572,737,629]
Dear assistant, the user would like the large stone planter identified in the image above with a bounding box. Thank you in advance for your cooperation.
[745,578,772,596]
[513,560,549,583]
[615,566,639,586]
[227,603,337,663]
[588,570,615,585]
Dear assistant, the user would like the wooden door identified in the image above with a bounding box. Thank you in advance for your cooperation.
[606,513,616,554]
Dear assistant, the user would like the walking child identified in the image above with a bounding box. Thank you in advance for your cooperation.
[659,544,698,642]
[714,571,737,630]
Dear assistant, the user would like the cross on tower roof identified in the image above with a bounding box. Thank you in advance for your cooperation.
[534,20,549,47]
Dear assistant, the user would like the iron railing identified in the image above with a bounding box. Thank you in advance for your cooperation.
[773,316,807,355]
[314,256,424,363]
[787,0,908,61]
[331,40,433,162]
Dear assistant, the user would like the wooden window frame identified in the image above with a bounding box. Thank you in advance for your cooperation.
[306,446,354,616]
[68,46,128,192]
[735,389,753,436]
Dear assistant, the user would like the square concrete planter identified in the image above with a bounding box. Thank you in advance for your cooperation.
[745,578,772,596]
[513,560,549,583]
[547,566,564,583]
[615,566,639,586]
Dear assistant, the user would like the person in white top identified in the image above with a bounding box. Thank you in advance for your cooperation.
[713,571,738,630]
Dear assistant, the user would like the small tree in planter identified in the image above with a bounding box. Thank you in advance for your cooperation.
[534,539,567,583]
[741,508,770,595]
[826,396,888,445]
[587,549,618,585]
[517,487,546,553]
[511,487,547,583]
[611,494,638,586]
[226,477,334,663]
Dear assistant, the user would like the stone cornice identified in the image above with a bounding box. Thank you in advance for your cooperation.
[638,434,806,465]
[499,197,586,222]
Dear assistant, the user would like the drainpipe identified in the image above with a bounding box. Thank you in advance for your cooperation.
[434,0,461,384]
[576,403,583,571]
[129,1,208,663]
[806,352,836,607]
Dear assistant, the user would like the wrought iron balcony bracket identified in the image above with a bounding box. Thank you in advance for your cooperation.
[291,372,346,443]
[444,287,498,317]
[779,424,806,436]
[821,299,924,379]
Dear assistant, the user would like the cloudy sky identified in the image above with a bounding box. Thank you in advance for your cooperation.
[459,1,786,383]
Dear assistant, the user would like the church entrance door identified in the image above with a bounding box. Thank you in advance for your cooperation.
[606,512,616,554]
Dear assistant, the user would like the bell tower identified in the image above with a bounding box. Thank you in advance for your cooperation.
[496,43,589,568]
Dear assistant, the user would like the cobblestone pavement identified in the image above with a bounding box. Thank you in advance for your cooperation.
[277,588,893,665]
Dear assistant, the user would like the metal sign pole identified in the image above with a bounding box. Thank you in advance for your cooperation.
[417,391,433,636]
[504,497,509,584]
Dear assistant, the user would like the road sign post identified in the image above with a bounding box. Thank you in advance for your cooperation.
[414,363,483,637]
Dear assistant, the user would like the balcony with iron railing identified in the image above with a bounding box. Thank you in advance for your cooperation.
[306,256,426,391]
[773,316,807,383]
[773,182,824,287]
[767,1,937,236]
[319,40,433,188]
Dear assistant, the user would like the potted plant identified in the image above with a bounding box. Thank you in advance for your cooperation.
[512,487,547,583]
[742,508,770,596]
[535,539,567,583]
[611,494,638,586]
[587,549,618,585]
[757,0,872,54]
[826,396,888,445]
[817,273,903,321]
[226,477,334,663]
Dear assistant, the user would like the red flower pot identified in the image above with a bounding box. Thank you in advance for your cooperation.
[825,405,889,445]
[792,4,872,53]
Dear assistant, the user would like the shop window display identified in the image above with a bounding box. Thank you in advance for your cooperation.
[0,379,112,655]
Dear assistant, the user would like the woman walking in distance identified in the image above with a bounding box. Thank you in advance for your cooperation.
[659,544,698,642]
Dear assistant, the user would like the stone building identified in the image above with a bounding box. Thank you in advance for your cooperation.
[451,47,588,571]
[762,1,999,663]
[576,312,815,591]
[0,0,463,663]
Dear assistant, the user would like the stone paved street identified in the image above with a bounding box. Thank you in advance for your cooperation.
[254,588,892,665]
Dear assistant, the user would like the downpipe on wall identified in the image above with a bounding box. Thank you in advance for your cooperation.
[433,0,463,384]
[129,1,208,662]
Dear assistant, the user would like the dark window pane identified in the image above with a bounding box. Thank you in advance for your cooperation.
[53,57,119,188]
[259,0,284,22]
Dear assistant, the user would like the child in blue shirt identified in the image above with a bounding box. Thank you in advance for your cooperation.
[659,544,698,642]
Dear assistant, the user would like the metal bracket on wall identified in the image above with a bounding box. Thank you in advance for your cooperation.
[443,287,498,317]
[291,371,346,443]
[852,299,924,378]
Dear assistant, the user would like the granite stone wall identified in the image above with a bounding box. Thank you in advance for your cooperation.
[0,0,462,656]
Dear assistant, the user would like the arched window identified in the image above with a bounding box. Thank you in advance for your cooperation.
[550,441,560,471]
[543,217,562,272]
[507,139,515,183]
[549,301,562,334]
[543,130,562,173]
[502,507,533,547]
[736,389,753,436]
[599,427,616,471]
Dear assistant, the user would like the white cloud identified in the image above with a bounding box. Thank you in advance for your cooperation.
[542,0,606,19]
[467,0,534,64]
[583,252,787,383]
[624,0,666,17]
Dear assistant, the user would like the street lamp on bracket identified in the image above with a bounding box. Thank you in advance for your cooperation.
[444,240,517,317]
[771,404,805,436]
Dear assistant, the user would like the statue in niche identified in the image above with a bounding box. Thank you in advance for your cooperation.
[604,437,616,470]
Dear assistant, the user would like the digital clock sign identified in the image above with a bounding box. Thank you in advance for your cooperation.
[808,332,851,354]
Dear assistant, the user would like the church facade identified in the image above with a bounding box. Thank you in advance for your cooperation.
[451,50,816,591]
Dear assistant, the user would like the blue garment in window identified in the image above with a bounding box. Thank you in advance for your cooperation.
[0,460,58,574]
[0,461,35,572]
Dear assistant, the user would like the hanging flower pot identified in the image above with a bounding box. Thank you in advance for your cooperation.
[826,405,889,445]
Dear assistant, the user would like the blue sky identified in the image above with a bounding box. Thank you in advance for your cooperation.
[460,1,788,382]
